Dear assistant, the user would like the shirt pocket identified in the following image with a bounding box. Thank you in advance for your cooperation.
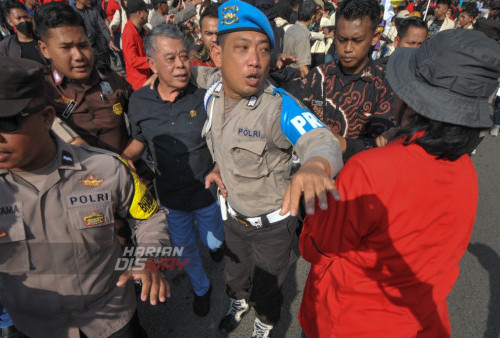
[230,138,270,178]
[67,199,116,256]
[0,202,30,273]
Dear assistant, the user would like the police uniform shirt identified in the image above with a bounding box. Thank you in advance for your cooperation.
[193,67,343,217]
[0,135,169,338]
[128,82,216,211]
[45,66,133,153]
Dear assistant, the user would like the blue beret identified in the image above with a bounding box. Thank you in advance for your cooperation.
[217,0,275,49]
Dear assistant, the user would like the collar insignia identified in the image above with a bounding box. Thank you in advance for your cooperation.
[61,151,74,166]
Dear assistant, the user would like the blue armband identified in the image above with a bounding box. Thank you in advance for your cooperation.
[273,88,326,146]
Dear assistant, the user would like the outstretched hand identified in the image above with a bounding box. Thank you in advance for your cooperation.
[117,268,171,305]
[280,157,340,216]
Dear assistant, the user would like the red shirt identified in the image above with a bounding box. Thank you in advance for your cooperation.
[122,20,150,90]
[299,137,478,337]
[101,0,121,21]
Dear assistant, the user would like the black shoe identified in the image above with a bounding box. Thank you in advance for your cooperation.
[193,286,212,317]
[209,246,224,262]
[218,298,250,334]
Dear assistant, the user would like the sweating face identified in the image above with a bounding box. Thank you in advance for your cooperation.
[212,31,271,100]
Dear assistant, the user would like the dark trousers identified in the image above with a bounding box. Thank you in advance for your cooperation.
[494,96,500,125]
[79,311,146,338]
[223,216,299,325]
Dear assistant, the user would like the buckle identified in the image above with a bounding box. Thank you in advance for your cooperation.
[235,216,251,227]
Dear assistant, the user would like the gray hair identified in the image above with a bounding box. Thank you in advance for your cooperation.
[144,23,191,58]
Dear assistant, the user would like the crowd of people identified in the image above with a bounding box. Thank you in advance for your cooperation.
[0,0,499,336]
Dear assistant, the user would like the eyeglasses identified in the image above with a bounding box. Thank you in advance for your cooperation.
[0,105,45,134]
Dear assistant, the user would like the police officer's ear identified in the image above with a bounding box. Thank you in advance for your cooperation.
[211,43,222,68]
[40,106,57,132]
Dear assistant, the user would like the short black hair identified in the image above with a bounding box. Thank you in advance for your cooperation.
[35,2,86,41]
[200,4,219,30]
[397,114,482,161]
[397,17,427,38]
[463,2,479,17]
[2,0,27,20]
[324,1,335,13]
[436,0,452,8]
[335,0,382,33]
[297,0,317,22]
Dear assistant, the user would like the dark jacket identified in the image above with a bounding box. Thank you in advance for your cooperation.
[0,35,48,65]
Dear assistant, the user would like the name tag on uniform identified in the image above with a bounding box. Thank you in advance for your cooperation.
[67,191,111,207]
[62,100,77,119]
[312,100,324,106]
[238,128,261,138]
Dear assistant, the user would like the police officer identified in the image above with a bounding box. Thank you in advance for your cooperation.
[35,2,132,153]
[0,56,170,337]
[194,1,343,336]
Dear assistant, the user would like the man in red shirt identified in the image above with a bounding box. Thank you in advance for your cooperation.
[122,0,152,90]
[299,30,500,337]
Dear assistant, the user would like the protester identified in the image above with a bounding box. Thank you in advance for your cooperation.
[395,16,428,47]
[299,29,500,338]
[190,0,342,336]
[0,0,47,65]
[294,0,395,162]
[122,0,152,90]
[191,3,218,67]
[282,0,315,77]
[150,0,175,27]
[0,55,171,337]
[73,0,120,68]
[122,23,225,317]
[427,0,454,37]
[457,2,479,29]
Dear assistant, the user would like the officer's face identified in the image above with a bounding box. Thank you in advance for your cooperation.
[147,37,191,92]
[212,31,271,100]
[0,102,56,171]
[335,16,379,75]
[394,26,427,48]
[39,25,94,84]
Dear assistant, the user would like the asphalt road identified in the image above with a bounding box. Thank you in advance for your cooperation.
[138,134,500,338]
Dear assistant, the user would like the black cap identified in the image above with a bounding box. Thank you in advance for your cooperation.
[151,0,167,6]
[127,0,153,14]
[0,57,45,118]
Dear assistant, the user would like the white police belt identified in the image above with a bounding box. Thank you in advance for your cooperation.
[227,204,290,228]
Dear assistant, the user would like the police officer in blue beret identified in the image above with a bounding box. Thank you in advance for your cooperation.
[191,0,343,336]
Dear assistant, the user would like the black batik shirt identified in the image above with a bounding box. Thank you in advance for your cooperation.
[294,59,395,160]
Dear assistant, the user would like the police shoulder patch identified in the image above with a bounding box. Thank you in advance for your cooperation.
[273,88,326,146]
[117,157,158,220]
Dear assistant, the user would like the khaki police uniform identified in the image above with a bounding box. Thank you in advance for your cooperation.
[0,135,168,338]
[194,67,342,324]
[46,66,132,153]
